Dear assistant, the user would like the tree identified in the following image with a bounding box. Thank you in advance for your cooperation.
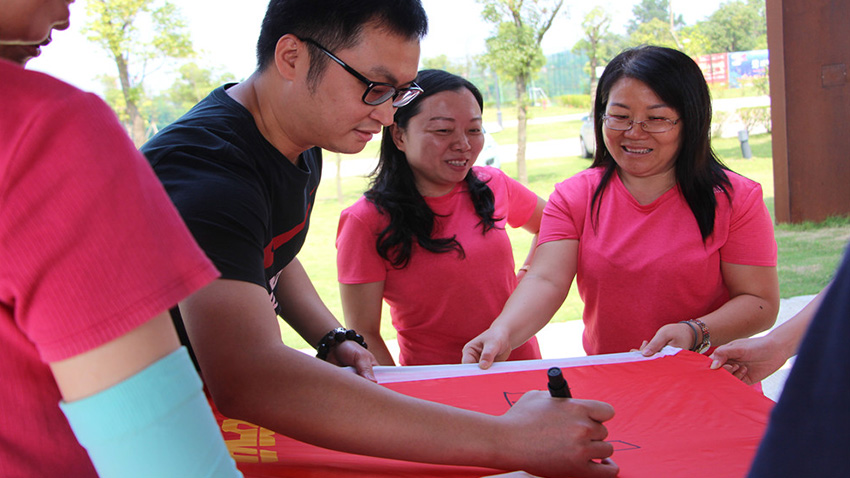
[700,0,766,53]
[145,62,236,132]
[478,0,564,185]
[421,54,470,77]
[82,0,194,146]
[676,25,713,57]
[572,7,623,99]
[627,0,683,35]
[167,63,236,115]
[628,17,680,49]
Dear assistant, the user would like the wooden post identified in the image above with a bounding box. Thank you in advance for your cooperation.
[767,0,850,223]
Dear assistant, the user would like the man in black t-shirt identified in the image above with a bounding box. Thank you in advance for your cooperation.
[139,1,619,477]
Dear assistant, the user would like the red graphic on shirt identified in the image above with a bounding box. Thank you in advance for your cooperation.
[262,189,316,269]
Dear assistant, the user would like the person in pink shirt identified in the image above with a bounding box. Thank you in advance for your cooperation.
[1,1,238,476]
[337,69,544,365]
[463,46,779,368]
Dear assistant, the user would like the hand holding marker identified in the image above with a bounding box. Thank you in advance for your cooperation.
[547,367,571,398]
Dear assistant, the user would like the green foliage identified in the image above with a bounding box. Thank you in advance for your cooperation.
[555,94,591,110]
[82,0,195,144]
[481,21,546,82]
[477,0,565,183]
[144,63,235,131]
[676,24,713,56]
[753,66,770,96]
[699,0,767,52]
[627,0,683,34]
[162,62,235,116]
[710,84,763,99]
[572,6,624,87]
[628,17,680,49]
[478,0,565,82]
[83,0,194,64]
[96,74,128,123]
[150,2,193,54]
[774,220,850,296]
[421,54,454,72]
[711,110,732,138]
[584,0,768,70]
[738,106,772,134]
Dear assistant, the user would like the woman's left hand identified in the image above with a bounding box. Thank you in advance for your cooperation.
[638,322,696,356]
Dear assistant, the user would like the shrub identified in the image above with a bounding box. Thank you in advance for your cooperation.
[712,110,732,138]
[739,106,772,134]
[555,94,591,110]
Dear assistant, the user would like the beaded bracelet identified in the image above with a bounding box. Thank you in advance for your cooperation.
[690,318,711,354]
[316,327,368,360]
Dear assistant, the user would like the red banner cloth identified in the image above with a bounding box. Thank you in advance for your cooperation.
[214,350,773,477]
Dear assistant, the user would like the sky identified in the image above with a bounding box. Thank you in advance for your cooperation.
[28,0,725,95]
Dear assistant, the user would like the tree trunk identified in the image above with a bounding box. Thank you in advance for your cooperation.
[115,54,147,146]
[515,74,529,185]
[336,152,344,204]
[129,105,146,147]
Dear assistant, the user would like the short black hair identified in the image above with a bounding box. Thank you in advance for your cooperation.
[255,0,428,85]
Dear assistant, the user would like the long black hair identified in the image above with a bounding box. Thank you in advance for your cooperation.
[365,69,501,269]
[591,45,731,241]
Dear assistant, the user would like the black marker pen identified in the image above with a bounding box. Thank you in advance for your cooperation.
[547,366,571,398]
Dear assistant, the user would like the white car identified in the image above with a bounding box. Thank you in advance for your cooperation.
[579,115,595,159]
[478,130,502,168]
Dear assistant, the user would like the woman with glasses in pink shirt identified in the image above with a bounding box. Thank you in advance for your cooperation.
[464,46,779,368]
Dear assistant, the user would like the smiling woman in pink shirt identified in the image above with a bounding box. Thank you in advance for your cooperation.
[463,46,779,369]
[337,69,544,366]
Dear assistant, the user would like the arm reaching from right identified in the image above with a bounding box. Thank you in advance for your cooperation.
[709,287,828,384]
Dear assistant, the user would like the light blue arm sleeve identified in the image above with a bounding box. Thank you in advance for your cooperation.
[59,346,241,478]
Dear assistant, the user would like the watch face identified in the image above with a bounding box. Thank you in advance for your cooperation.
[695,341,711,354]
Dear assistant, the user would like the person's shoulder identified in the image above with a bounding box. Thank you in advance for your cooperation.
[343,195,380,217]
[719,170,764,203]
[723,170,762,190]
[544,168,602,207]
[143,100,260,169]
[339,195,385,231]
[4,62,80,99]
[554,167,602,190]
[3,63,113,121]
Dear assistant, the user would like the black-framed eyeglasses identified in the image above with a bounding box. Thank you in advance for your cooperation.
[602,114,680,133]
[301,38,423,107]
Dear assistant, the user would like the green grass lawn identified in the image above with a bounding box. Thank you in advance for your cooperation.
[286,130,849,349]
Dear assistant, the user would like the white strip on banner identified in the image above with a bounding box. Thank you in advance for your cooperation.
[374,346,682,384]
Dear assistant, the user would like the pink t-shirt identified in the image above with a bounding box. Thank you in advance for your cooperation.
[540,167,777,355]
[337,167,541,365]
[0,61,219,476]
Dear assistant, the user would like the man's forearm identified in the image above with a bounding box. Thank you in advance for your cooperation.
[274,258,341,345]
